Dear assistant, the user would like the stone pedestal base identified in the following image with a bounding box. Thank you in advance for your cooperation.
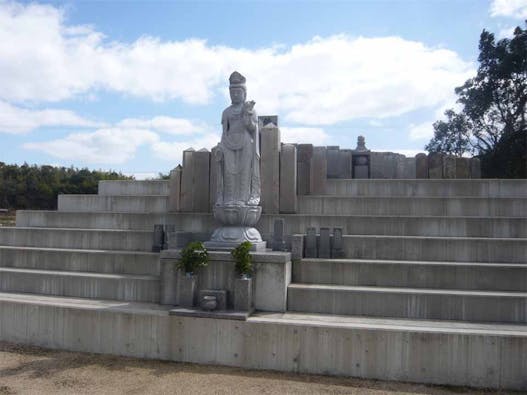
[205,239,266,252]
[205,225,266,251]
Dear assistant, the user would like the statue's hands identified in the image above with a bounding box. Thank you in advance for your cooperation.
[243,100,256,115]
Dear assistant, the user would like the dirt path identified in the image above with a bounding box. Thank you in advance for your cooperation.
[0,342,514,395]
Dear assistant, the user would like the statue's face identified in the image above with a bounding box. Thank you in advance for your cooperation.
[230,87,245,104]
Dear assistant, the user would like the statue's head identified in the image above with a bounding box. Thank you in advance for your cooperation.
[229,71,246,105]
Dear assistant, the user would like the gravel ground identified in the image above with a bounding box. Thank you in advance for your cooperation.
[0,342,518,395]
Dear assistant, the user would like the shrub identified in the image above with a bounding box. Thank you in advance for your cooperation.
[177,241,209,274]
[231,241,253,278]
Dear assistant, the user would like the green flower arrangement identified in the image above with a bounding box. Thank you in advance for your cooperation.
[177,241,209,275]
[231,241,253,278]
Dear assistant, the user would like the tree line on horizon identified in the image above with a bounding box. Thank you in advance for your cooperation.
[0,162,132,210]
[426,22,526,178]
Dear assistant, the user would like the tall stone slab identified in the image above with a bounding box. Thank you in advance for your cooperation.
[470,158,481,178]
[338,149,353,178]
[209,145,219,210]
[443,156,456,179]
[415,153,428,178]
[260,125,281,214]
[279,144,297,213]
[192,149,211,212]
[180,148,195,212]
[456,157,470,179]
[168,165,182,212]
[305,227,317,258]
[297,144,313,195]
[395,154,406,179]
[403,158,416,179]
[326,146,340,178]
[428,153,444,179]
[310,147,327,194]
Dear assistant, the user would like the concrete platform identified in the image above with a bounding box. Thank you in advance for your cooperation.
[0,227,153,251]
[0,246,159,275]
[0,292,525,390]
[340,234,527,263]
[58,194,168,213]
[287,283,527,323]
[326,178,527,197]
[293,259,527,291]
[298,196,527,217]
[0,268,159,302]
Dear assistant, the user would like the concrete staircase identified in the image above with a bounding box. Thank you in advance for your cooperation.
[287,179,527,325]
[1,178,527,390]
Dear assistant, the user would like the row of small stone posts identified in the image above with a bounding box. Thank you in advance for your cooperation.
[167,122,299,214]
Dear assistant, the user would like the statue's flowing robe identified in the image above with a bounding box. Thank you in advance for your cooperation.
[216,104,260,206]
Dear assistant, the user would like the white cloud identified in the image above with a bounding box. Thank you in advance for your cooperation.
[117,116,208,135]
[0,2,474,127]
[280,127,329,145]
[490,0,527,18]
[409,122,434,141]
[125,172,159,180]
[150,133,221,163]
[24,128,159,164]
[497,26,517,39]
[0,101,102,134]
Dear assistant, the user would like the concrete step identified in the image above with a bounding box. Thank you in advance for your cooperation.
[58,194,168,213]
[16,211,216,232]
[298,196,527,217]
[0,227,153,251]
[293,259,527,291]
[98,180,169,196]
[326,179,527,197]
[17,211,527,239]
[287,283,527,324]
[0,246,159,275]
[0,267,159,302]
[0,294,526,392]
[339,235,527,263]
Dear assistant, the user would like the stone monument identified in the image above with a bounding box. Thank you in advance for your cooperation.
[205,72,266,251]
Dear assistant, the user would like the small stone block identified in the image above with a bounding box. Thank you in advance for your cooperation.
[331,227,345,258]
[152,224,164,252]
[234,278,253,312]
[179,274,197,308]
[318,227,331,258]
[305,227,317,258]
[272,218,286,251]
[199,289,227,310]
[291,234,304,261]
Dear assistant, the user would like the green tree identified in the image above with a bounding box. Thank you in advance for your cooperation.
[426,22,527,177]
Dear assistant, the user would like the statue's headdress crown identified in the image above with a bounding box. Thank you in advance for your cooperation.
[229,71,246,88]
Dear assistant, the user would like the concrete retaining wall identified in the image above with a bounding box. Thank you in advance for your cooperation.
[98,180,169,196]
[0,297,525,390]
[58,195,168,213]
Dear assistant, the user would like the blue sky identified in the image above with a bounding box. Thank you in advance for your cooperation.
[0,0,525,178]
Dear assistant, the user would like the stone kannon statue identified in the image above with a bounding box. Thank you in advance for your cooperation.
[206,72,266,251]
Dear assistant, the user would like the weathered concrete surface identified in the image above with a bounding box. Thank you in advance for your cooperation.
[0,246,159,275]
[0,268,159,302]
[180,149,195,212]
[160,250,291,312]
[192,149,211,213]
[16,211,527,238]
[298,196,527,217]
[98,180,169,196]
[415,153,428,178]
[0,227,152,251]
[58,195,168,213]
[339,235,527,263]
[326,179,527,197]
[293,259,527,291]
[0,295,526,391]
[288,284,527,323]
[428,153,444,179]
